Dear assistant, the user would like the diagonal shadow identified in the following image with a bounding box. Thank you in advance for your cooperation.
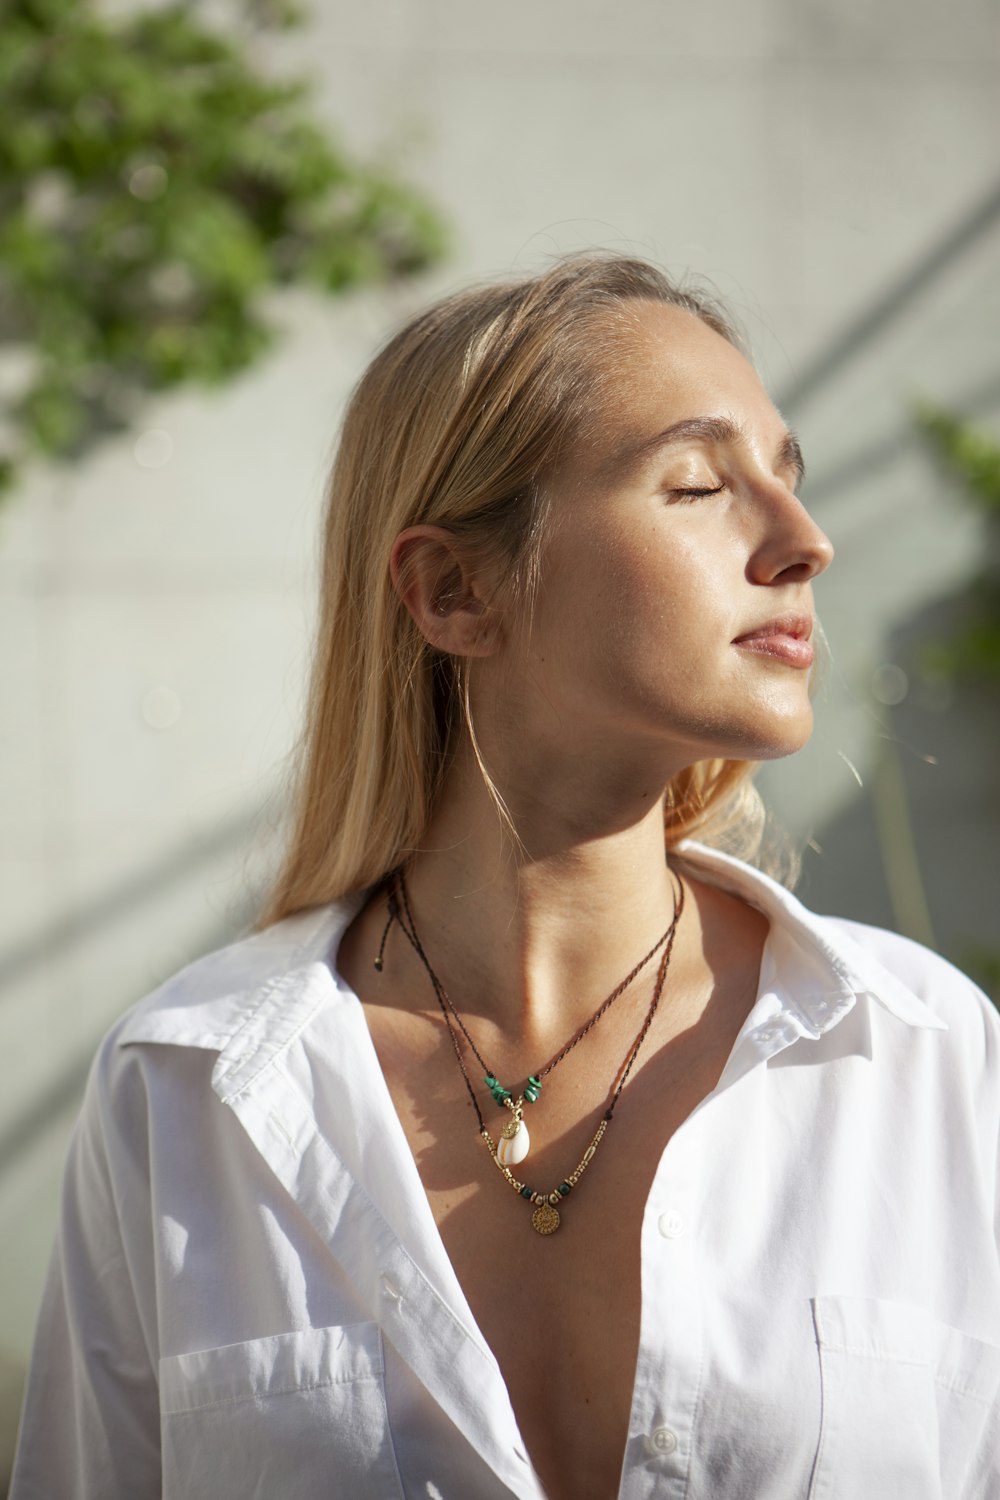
[803,369,1000,507]
[0,906,257,1181]
[777,176,1000,416]
[0,803,270,992]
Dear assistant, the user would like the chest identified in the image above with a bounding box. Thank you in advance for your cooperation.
[366,1006,744,1500]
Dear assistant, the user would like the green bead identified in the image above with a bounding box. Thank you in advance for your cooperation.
[558,1182,572,1196]
[523,1084,540,1103]
[484,1074,497,1087]
[527,1075,541,1088]
[520,1186,533,1200]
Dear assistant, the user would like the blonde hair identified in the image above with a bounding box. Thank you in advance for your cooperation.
[256,254,771,929]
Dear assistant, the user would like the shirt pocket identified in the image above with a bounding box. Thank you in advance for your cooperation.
[159,1320,404,1499]
[808,1294,1000,1500]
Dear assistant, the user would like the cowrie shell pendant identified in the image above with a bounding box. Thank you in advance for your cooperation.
[497,1117,530,1166]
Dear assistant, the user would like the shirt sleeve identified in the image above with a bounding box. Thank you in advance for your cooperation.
[10,1035,162,1499]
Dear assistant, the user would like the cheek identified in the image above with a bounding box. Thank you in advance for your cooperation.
[534,514,743,689]
[608,528,735,653]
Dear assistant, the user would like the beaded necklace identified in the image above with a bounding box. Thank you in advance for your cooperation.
[374,872,685,1235]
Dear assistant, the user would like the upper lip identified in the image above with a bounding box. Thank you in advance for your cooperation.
[732,611,814,644]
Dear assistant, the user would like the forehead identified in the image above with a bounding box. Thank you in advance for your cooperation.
[577,300,783,481]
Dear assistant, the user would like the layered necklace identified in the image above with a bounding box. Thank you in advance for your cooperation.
[374,870,685,1235]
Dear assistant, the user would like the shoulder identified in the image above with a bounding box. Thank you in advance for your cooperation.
[74,900,359,1170]
[72,901,356,1146]
[822,917,986,999]
[108,901,353,1054]
[821,915,1000,1061]
[678,840,999,1072]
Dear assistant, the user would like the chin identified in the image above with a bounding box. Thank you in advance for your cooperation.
[739,712,815,762]
[695,699,816,763]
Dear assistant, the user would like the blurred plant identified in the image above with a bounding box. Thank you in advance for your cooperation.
[0,0,446,498]
[913,402,1000,1009]
[955,946,1000,1008]
[914,402,1000,681]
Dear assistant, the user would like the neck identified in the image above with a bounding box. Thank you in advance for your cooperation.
[397,740,688,1054]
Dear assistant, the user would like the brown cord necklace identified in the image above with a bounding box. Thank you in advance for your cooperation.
[374,871,685,1234]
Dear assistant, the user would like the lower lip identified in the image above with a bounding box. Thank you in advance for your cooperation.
[733,635,814,668]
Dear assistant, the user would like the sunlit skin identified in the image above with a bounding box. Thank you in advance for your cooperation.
[502,316,828,783]
[338,301,834,1500]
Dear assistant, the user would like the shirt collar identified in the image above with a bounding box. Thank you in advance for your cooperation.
[116,894,363,1060]
[119,843,947,1082]
[674,840,948,1035]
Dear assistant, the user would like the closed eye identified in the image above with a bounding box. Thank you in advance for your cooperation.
[671,485,725,499]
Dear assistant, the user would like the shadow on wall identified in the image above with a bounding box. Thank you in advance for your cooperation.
[799,587,1000,1004]
[0,1351,21,1500]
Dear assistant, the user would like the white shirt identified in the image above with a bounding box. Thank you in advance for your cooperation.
[11,842,1000,1500]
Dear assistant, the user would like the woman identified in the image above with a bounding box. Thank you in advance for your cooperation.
[12,256,1000,1500]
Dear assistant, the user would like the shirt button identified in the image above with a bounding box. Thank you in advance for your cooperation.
[646,1426,678,1456]
[658,1209,684,1239]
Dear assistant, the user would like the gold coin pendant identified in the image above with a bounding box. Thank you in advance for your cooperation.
[531,1201,561,1235]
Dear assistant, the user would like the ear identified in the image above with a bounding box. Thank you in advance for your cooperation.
[389,525,501,657]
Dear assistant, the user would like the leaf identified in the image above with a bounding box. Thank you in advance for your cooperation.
[0,0,446,504]
[913,402,1000,684]
[20,377,87,454]
[914,401,1000,513]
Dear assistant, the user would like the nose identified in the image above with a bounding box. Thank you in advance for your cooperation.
[747,483,834,586]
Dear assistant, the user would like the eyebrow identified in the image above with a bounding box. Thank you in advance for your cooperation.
[609,415,806,487]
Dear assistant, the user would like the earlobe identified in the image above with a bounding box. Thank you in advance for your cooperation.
[390,524,500,658]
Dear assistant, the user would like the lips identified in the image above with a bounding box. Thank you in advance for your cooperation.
[732,612,815,668]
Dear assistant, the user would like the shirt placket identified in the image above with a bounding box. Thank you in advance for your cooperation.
[619,1106,707,1499]
[617,1026,784,1500]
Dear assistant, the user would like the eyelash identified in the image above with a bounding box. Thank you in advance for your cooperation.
[671,484,725,499]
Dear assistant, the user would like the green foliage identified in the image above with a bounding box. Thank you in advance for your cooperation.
[914,405,1000,1009]
[955,946,1000,1007]
[0,0,447,496]
[914,402,1000,681]
[915,402,1000,512]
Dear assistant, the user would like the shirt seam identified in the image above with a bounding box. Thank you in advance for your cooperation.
[821,1347,996,1403]
[162,1370,383,1418]
[215,975,326,1103]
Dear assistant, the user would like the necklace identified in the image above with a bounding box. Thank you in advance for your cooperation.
[375,871,685,1235]
[385,871,676,1167]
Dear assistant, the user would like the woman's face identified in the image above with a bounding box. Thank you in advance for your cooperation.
[497,300,834,775]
